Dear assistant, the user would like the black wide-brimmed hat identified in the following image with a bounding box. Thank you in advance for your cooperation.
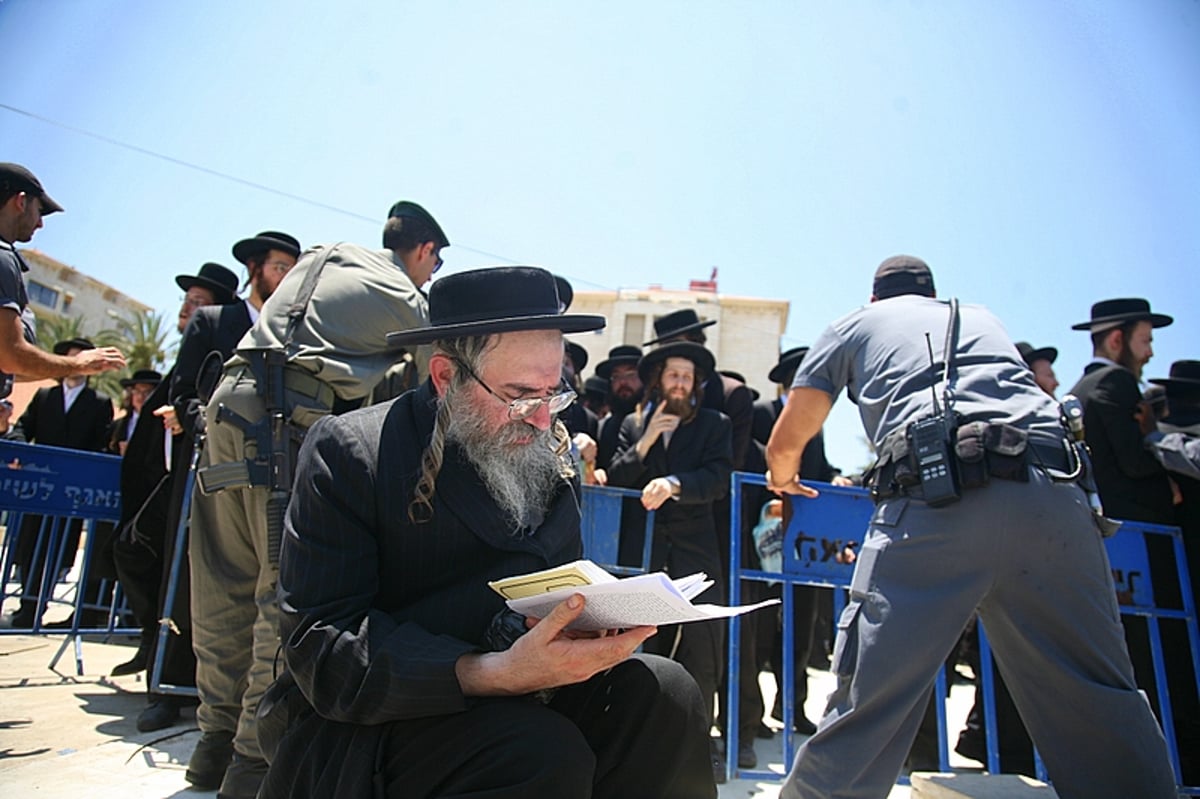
[1071,298,1173,332]
[1150,360,1200,396]
[637,341,715,384]
[387,266,605,348]
[873,255,934,300]
[643,309,717,346]
[1015,341,1058,367]
[232,231,301,265]
[583,375,610,401]
[0,162,64,214]
[120,369,162,387]
[768,346,811,385]
[595,345,643,379]
[387,200,449,248]
[565,340,588,373]
[53,337,94,355]
[175,262,239,305]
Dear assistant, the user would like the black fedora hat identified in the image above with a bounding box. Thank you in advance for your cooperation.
[232,231,301,265]
[1071,298,1173,332]
[1150,360,1200,393]
[176,262,239,305]
[387,200,449,249]
[565,340,589,373]
[0,162,64,214]
[595,345,643,380]
[120,368,162,387]
[583,375,610,401]
[53,337,94,355]
[1015,341,1058,367]
[643,309,717,347]
[387,266,605,348]
[768,346,811,385]
[637,341,715,384]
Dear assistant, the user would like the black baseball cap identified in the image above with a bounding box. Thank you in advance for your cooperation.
[0,163,64,214]
[873,255,934,300]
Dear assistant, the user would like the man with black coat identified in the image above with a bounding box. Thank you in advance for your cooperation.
[111,261,241,732]
[606,340,733,781]
[256,266,715,799]
[11,337,115,628]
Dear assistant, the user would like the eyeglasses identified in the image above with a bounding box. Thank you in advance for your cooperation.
[265,260,294,275]
[454,358,576,421]
[433,251,444,274]
[180,295,212,309]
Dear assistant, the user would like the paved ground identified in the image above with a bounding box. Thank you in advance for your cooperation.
[0,628,989,798]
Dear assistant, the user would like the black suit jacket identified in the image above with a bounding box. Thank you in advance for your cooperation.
[15,383,113,452]
[703,375,753,471]
[171,301,253,436]
[1070,362,1174,524]
[608,406,732,546]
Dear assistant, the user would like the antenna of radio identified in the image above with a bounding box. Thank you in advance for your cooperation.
[925,332,942,415]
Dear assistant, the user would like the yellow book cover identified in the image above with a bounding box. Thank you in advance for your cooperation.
[488,559,616,600]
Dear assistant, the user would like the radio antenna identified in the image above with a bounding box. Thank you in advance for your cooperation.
[925,332,942,415]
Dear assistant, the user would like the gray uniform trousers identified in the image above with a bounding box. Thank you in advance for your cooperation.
[781,466,1177,799]
[190,369,286,761]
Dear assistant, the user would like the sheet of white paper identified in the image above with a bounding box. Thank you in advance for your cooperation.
[506,571,779,631]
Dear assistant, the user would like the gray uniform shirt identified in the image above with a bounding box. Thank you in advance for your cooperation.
[236,242,430,402]
[793,294,1061,448]
[0,241,37,398]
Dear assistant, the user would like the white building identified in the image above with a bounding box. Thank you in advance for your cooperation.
[19,248,152,331]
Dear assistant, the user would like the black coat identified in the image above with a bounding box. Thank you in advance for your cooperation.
[703,374,753,471]
[15,383,113,452]
[272,380,583,727]
[1070,363,1174,524]
[171,301,253,435]
[607,406,732,587]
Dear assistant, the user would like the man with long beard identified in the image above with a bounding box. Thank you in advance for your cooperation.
[605,340,733,781]
[255,266,716,799]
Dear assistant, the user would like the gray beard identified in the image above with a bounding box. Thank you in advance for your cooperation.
[445,387,564,535]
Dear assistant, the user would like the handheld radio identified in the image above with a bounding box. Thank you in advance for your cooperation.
[905,326,961,507]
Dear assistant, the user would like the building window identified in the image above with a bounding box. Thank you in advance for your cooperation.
[27,280,59,309]
[623,314,645,346]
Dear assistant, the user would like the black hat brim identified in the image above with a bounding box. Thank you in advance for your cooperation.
[596,356,641,380]
[233,236,302,264]
[1071,312,1174,331]
[52,337,95,355]
[387,313,606,349]
[643,319,717,347]
[637,341,715,383]
[768,348,811,385]
[1022,346,1058,366]
[120,376,162,387]
[175,275,238,305]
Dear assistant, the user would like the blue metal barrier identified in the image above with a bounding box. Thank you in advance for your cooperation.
[0,440,137,674]
[725,471,1200,794]
[579,484,655,575]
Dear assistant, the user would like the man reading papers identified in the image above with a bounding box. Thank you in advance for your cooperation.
[256,267,717,799]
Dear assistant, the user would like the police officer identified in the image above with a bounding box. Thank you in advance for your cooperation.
[185,202,446,798]
[766,255,1176,799]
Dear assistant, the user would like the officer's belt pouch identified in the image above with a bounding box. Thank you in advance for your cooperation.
[954,422,1029,486]
[866,430,919,498]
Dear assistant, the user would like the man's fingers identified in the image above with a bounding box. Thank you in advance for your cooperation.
[529,594,587,642]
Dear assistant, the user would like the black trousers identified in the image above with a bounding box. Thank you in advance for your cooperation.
[260,654,717,799]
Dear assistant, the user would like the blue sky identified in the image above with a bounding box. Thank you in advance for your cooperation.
[2,0,1196,470]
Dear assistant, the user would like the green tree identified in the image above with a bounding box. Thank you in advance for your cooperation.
[92,309,173,400]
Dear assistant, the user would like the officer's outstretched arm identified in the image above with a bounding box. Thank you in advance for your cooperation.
[766,387,832,497]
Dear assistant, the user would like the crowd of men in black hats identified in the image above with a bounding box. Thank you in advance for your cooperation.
[3,159,1199,797]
